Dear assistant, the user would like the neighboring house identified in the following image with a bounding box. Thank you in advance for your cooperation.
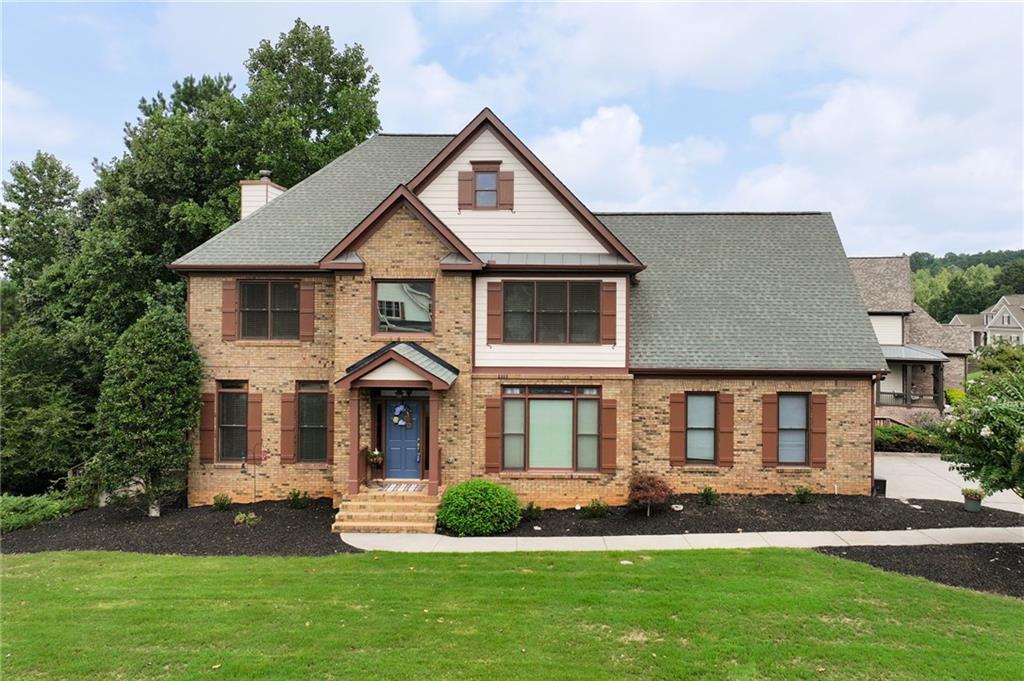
[950,295,1024,349]
[848,256,970,424]
[172,109,885,532]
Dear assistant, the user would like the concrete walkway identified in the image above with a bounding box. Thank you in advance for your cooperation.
[875,452,1024,514]
[342,525,1024,553]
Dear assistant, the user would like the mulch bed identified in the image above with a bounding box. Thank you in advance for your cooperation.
[495,494,1023,537]
[817,544,1024,599]
[2,497,359,556]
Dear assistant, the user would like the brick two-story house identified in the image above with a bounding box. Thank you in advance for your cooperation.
[171,109,885,532]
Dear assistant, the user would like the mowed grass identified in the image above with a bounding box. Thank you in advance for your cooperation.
[2,549,1022,680]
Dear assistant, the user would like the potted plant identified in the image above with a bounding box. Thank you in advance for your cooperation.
[363,446,384,479]
[961,487,985,512]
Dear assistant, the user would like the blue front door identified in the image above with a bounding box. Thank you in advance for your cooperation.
[385,400,421,479]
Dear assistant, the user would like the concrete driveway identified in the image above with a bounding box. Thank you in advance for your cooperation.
[875,453,1023,514]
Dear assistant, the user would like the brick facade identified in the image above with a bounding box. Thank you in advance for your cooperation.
[186,208,876,508]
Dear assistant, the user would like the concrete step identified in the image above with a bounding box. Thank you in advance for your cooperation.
[332,519,437,534]
[341,501,440,513]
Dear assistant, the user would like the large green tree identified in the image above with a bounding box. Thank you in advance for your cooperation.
[994,259,1024,295]
[95,305,202,516]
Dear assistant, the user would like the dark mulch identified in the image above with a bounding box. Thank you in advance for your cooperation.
[496,494,1023,537]
[2,497,359,556]
[818,543,1024,599]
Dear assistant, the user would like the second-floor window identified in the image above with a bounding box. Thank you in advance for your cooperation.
[474,170,497,208]
[375,280,433,334]
[240,281,299,339]
[503,281,600,343]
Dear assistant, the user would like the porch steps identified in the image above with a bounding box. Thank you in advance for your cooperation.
[332,487,440,534]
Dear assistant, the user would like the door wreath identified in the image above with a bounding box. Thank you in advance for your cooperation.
[392,402,415,429]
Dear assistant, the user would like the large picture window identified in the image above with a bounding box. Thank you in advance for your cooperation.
[778,394,809,464]
[375,281,433,334]
[501,386,600,470]
[686,393,716,462]
[502,281,600,344]
[240,281,299,339]
[218,380,248,461]
[297,381,329,462]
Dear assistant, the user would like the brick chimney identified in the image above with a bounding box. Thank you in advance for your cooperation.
[240,170,286,219]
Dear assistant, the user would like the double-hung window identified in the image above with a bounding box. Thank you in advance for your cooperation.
[502,281,600,343]
[240,281,299,339]
[778,394,809,464]
[218,380,248,461]
[297,381,329,462]
[685,394,716,462]
[501,386,600,471]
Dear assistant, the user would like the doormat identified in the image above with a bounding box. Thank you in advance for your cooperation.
[380,482,427,494]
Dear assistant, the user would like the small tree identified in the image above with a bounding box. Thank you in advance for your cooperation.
[628,471,672,517]
[941,367,1024,500]
[95,304,202,516]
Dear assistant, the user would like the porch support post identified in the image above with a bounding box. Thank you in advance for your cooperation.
[428,390,440,496]
[903,364,911,406]
[347,388,361,495]
[935,363,945,409]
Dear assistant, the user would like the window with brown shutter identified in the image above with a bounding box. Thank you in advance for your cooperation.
[222,280,237,341]
[500,281,602,344]
[299,280,315,341]
[498,386,601,471]
[280,393,296,464]
[247,392,263,462]
[809,394,827,468]
[296,381,329,462]
[238,281,300,340]
[685,393,716,463]
[600,282,617,345]
[486,282,503,343]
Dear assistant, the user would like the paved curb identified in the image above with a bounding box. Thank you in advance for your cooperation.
[342,526,1024,553]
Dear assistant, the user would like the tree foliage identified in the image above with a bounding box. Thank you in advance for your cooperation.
[942,367,1024,499]
[993,259,1024,295]
[95,305,202,514]
[912,263,1001,322]
[975,341,1024,375]
[1,18,379,497]
[909,249,1024,273]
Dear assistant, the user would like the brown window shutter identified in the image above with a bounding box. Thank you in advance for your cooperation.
[600,399,617,473]
[326,393,335,464]
[458,171,474,210]
[222,279,238,341]
[600,281,617,345]
[247,393,263,463]
[486,282,503,344]
[280,393,296,463]
[497,171,514,210]
[199,393,216,463]
[762,393,778,467]
[716,393,735,467]
[485,397,501,472]
[299,280,315,342]
[810,394,827,468]
[669,393,686,465]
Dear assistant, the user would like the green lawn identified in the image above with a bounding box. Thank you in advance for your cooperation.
[2,550,1022,680]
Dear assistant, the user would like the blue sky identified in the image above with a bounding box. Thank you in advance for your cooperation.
[3,2,1022,256]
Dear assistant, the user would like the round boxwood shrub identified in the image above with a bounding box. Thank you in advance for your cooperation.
[436,480,521,536]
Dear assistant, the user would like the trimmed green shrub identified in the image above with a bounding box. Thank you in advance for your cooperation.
[945,388,966,406]
[437,480,521,537]
[521,501,543,522]
[793,486,814,504]
[212,494,233,511]
[0,493,74,532]
[286,490,311,509]
[698,486,720,506]
[874,424,943,453]
[583,499,609,518]
[233,512,261,527]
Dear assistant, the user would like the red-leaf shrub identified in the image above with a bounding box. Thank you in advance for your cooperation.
[628,471,672,517]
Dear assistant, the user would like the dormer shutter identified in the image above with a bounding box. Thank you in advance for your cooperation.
[458,171,474,210]
[497,171,514,210]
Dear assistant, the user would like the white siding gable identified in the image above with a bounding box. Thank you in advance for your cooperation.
[474,276,627,369]
[870,314,903,345]
[360,360,424,382]
[417,129,607,254]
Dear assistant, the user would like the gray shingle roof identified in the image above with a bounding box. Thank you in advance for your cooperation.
[847,256,915,313]
[907,304,972,355]
[476,252,631,266]
[172,134,453,267]
[599,213,886,372]
[344,341,459,385]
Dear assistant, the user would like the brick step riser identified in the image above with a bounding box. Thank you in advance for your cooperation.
[338,511,438,522]
[332,521,436,534]
[346,494,438,503]
[341,502,440,513]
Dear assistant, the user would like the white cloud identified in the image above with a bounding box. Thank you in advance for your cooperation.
[531,106,724,211]
[751,113,786,138]
[1,77,77,148]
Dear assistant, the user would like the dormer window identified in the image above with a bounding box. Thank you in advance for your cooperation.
[458,162,512,211]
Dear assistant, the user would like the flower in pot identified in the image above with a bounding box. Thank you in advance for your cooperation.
[961,487,985,512]
[367,448,384,465]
